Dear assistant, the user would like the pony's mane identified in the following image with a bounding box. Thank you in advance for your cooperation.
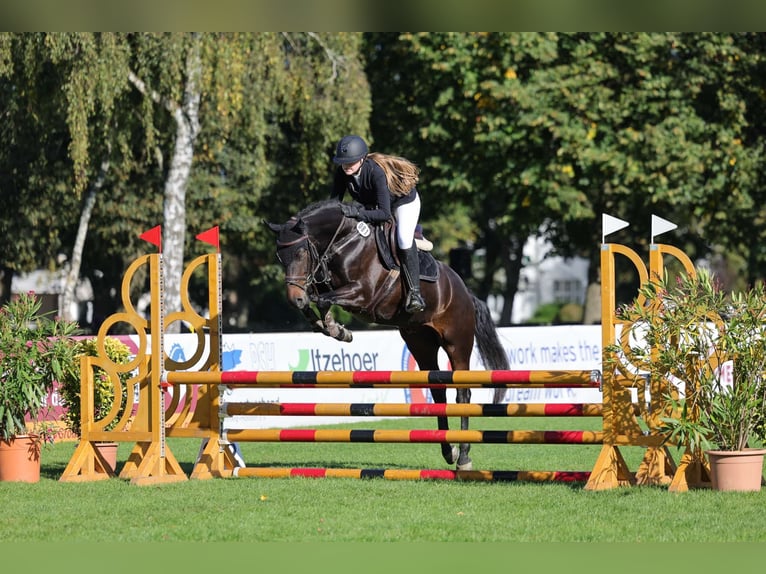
[295,198,341,219]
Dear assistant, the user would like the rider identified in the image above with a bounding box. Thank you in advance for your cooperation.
[330,134,426,314]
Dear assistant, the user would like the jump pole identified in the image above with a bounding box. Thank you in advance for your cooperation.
[165,368,601,387]
[131,232,188,485]
[162,228,243,480]
[233,467,591,482]
[223,402,609,417]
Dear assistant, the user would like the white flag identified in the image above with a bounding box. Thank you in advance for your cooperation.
[602,213,629,241]
[651,215,677,242]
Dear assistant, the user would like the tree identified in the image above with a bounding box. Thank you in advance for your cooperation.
[366,33,580,324]
[0,33,371,332]
[0,33,96,306]
[366,33,766,324]
[178,32,371,330]
[125,33,202,331]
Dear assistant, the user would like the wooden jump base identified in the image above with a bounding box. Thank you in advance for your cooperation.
[60,221,711,491]
[232,467,591,482]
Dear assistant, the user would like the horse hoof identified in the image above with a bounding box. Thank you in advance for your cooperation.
[456,461,473,471]
[442,445,460,464]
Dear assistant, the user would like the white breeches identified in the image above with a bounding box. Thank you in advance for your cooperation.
[393,193,421,250]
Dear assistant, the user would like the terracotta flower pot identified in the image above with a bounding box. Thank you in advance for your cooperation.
[0,435,42,483]
[95,441,119,473]
[707,448,766,492]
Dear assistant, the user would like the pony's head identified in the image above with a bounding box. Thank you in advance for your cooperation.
[266,200,348,310]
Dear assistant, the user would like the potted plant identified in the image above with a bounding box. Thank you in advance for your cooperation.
[57,336,132,473]
[0,291,80,482]
[614,268,766,491]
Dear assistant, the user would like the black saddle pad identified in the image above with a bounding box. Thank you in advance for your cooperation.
[375,225,438,282]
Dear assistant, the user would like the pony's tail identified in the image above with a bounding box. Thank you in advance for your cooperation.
[472,295,510,404]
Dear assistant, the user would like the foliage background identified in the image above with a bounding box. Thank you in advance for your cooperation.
[3,32,766,333]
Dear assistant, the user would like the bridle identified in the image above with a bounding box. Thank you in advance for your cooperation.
[277,233,322,294]
[276,212,359,298]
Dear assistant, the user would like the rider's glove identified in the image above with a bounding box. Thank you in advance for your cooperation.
[340,203,363,219]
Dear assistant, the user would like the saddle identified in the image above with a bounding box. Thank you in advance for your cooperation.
[375,221,439,282]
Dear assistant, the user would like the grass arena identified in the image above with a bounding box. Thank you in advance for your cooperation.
[59,218,713,491]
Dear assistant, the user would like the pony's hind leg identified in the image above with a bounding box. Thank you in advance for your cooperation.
[400,329,458,466]
[455,388,472,470]
[431,388,459,465]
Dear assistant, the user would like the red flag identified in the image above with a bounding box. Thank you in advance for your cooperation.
[140,225,162,252]
[196,226,220,251]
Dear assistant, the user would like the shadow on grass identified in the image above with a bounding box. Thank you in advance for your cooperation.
[241,459,594,488]
[41,456,599,489]
[40,456,197,481]
[247,459,441,469]
[40,462,68,481]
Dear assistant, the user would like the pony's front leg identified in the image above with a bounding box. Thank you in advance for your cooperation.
[316,285,369,312]
[305,299,353,343]
[320,307,353,343]
[313,284,369,343]
[301,304,328,334]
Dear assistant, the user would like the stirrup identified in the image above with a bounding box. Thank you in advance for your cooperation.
[405,292,426,313]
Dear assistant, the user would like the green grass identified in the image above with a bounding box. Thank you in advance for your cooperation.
[2,416,766,542]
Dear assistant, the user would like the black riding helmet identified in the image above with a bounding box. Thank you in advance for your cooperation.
[332,135,368,165]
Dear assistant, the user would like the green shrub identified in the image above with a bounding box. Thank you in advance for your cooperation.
[0,292,80,441]
[58,336,132,436]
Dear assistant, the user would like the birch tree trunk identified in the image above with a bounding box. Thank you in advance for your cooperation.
[60,159,110,323]
[162,38,202,332]
[129,35,202,333]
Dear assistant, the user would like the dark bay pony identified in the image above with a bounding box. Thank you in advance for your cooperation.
[266,199,509,470]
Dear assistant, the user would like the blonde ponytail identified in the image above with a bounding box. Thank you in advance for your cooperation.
[368,152,420,197]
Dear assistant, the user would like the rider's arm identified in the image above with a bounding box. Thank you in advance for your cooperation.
[357,162,393,223]
[330,169,347,201]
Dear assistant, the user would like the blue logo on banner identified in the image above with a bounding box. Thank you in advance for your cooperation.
[169,343,185,362]
[222,349,242,371]
[167,342,242,371]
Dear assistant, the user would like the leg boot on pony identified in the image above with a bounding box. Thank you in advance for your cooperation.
[399,246,426,313]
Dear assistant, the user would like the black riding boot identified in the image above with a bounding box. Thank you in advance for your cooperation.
[399,246,426,313]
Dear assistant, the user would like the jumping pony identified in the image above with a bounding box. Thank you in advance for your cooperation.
[267,199,509,470]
